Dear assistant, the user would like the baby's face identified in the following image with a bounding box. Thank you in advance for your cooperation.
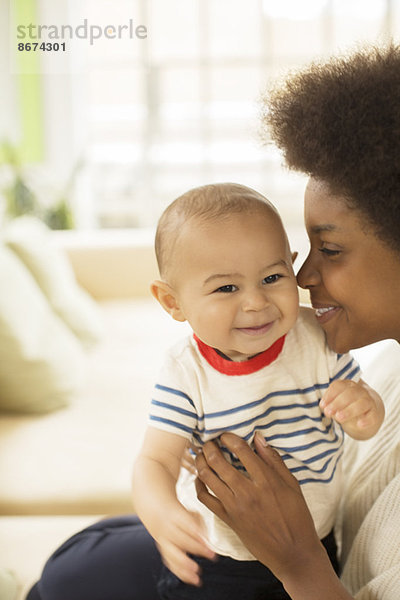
[171,210,299,361]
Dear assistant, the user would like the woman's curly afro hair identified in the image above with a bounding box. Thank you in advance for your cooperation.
[264,43,400,254]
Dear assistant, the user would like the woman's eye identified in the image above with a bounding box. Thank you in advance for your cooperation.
[263,274,281,284]
[318,247,341,257]
[215,284,237,293]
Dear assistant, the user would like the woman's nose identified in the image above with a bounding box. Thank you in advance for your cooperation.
[296,252,321,289]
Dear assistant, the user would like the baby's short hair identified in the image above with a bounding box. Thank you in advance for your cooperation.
[155,182,277,280]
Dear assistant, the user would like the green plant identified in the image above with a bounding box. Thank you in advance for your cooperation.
[0,140,77,230]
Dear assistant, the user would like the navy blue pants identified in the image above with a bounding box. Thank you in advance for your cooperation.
[27,516,338,600]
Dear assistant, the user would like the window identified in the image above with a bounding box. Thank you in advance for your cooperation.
[81,0,398,241]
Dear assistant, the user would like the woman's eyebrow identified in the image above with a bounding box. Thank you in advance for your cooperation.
[311,224,341,233]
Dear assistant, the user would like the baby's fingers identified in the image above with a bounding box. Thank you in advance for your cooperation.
[181,444,197,475]
[320,379,356,410]
[158,541,202,586]
[175,511,216,560]
[332,399,370,424]
[322,381,374,420]
[178,528,215,560]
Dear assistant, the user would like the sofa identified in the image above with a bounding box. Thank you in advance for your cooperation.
[0,218,191,600]
[0,217,395,600]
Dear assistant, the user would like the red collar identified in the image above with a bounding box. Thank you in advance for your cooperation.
[193,334,286,375]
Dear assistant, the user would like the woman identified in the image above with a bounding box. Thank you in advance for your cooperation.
[194,44,400,599]
[28,44,400,600]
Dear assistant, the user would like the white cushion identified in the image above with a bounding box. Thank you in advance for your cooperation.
[0,567,17,600]
[4,217,103,348]
[0,299,189,512]
[0,244,84,413]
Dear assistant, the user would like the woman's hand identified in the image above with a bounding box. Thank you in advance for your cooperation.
[195,432,353,599]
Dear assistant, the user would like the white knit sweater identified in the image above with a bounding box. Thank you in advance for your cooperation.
[338,341,400,599]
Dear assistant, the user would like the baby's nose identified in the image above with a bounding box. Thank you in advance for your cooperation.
[242,290,269,311]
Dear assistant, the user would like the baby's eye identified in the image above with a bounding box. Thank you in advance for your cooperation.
[215,284,238,293]
[262,274,281,284]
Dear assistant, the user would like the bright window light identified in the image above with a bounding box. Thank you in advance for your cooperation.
[82,0,398,231]
[262,0,328,20]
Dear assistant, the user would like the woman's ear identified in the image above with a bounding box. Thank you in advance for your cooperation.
[150,280,186,322]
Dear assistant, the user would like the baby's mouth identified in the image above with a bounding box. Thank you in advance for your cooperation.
[236,322,274,336]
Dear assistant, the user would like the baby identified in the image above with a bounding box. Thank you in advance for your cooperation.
[132,183,384,600]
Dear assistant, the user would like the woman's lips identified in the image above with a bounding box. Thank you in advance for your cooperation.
[236,322,274,336]
[314,306,341,324]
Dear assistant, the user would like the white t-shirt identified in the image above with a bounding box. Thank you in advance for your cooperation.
[149,307,360,560]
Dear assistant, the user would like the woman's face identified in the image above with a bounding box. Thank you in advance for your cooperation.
[297,178,400,353]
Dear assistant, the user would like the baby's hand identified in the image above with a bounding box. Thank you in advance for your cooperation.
[320,379,384,440]
[156,504,215,586]
[181,442,197,475]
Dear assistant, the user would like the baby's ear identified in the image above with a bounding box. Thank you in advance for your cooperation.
[150,280,186,322]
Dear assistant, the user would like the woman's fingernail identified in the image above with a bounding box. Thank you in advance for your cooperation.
[255,431,267,446]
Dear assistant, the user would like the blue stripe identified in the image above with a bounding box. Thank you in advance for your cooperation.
[346,366,361,380]
[154,359,360,426]
[151,399,197,419]
[206,398,322,420]
[152,401,326,438]
[197,400,324,435]
[192,432,203,445]
[298,452,343,485]
[225,448,343,482]
[331,358,360,382]
[222,432,343,469]
[239,415,332,442]
[154,384,195,408]
[266,425,337,444]
[280,440,344,465]
[155,383,331,421]
[261,414,327,429]
[202,390,327,420]
[201,414,331,438]
[289,455,334,474]
[273,431,342,455]
[149,415,193,434]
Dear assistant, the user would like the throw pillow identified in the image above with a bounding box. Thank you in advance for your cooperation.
[4,217,103,349]
[0,244,84,413]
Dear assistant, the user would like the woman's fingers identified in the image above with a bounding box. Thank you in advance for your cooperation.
[193,432,326,585]
[218,432,296,493]
[253,432,300,491]
[195,441,240,495]
[196,433,298,495]
[194,476,230,524]
[218,433,269,484]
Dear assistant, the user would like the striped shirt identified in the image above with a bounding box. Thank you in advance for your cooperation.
[149,307,361,559]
